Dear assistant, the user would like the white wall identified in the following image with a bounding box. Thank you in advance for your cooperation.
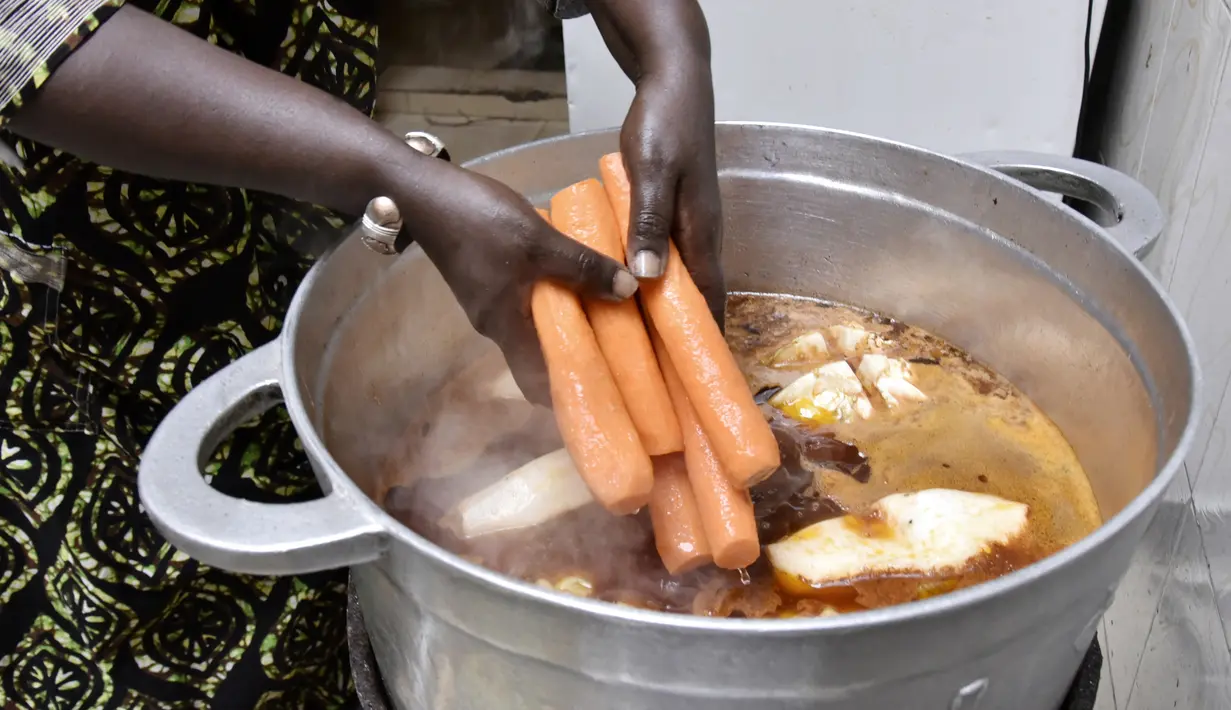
[566,0,1107,156]
[1093,1,1231,708]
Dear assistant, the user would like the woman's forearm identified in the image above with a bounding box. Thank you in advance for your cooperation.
[5,5,416,216]
[586,0,711,83]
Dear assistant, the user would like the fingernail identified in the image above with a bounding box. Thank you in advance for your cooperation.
[613,269,639,299]
[631,250,663,279]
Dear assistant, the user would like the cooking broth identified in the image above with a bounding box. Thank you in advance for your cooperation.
[383,293,1102,618]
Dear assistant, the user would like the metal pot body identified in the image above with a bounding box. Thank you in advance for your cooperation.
[138,124,1198,710]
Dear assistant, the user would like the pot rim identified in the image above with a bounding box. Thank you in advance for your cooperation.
[285,121,1202,635]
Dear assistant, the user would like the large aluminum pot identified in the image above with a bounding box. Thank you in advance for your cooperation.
[138,123,1199,710]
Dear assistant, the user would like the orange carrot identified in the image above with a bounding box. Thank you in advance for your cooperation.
[648,453,714,574]
[600,153,781,488]
[599,153,632,241]
[550,180,683,455]
[529,206,654,514]
[653,327,761,570]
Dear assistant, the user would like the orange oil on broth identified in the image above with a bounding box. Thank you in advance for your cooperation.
[386,293,1102,618]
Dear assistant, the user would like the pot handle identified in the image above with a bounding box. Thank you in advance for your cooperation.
[137,341,388,575]
[959,150,1165,259]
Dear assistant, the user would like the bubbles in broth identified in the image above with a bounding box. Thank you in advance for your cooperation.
[382,294,1102,618]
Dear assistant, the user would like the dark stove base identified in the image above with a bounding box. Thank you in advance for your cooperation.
[346,578,1102,710]
[1063,637,1103,710]
[347,581,391,710]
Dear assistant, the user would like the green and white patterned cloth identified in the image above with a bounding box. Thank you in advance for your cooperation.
[0,1,582,707]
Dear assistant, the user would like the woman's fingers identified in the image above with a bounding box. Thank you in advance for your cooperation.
[624,167,678,279]
[528,222,639,302]
[618,121,680,280]
[674,172,725,329]
[492,208,640,408]
[499,315,553,408]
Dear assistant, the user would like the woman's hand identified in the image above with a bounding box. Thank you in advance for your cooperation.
[391,158,638,406]
[620,69,723,325]
[588,0,724,326]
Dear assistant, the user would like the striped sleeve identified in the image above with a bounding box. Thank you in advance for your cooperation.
[540,0,589,20]
[0,0,125,126]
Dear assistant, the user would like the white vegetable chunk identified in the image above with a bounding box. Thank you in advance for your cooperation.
[827,324,886,357]
[770,361,874,423]
[764,331,830,368]
[536,575,595,598]
[443,448,595,539]
[856,354,927,408]
[766,489,1029,589]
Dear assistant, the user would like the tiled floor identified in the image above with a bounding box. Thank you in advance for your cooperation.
[376,65,569,163]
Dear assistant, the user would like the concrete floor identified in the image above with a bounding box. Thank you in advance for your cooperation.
[1094,471,1231,710]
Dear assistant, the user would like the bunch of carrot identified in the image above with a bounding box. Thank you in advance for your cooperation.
[531,154,781,574]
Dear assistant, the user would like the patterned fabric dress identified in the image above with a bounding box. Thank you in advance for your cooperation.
[0,1,579,707]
